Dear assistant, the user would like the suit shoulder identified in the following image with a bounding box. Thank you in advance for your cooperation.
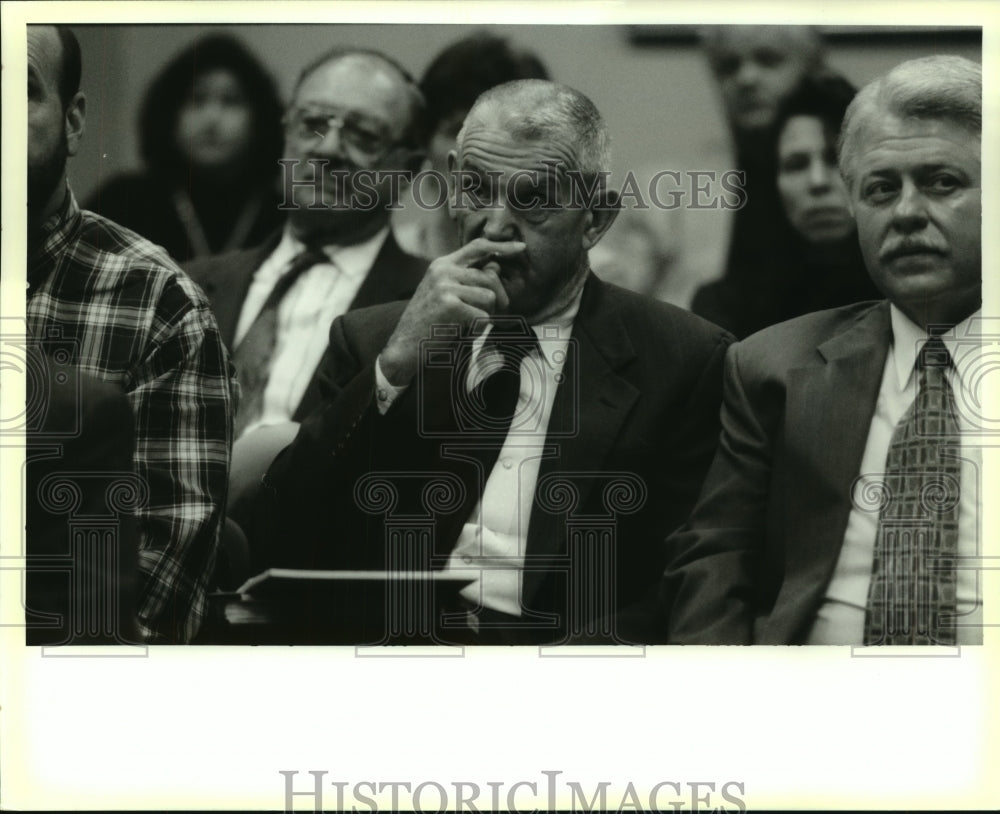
[737,300,886,368]
[599,280,733,347]
[182,246,260,287]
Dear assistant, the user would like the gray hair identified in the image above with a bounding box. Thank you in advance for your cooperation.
[457,79,611,177]
[838,55,982,187]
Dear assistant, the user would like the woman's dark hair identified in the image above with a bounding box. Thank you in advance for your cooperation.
[773,72,858,151]
[138,34,284,180]
[419,33,549,138]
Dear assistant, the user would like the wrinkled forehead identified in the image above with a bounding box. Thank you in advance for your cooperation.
[458,107,582,178]
[853,113,981,158]
[27,25,62,82]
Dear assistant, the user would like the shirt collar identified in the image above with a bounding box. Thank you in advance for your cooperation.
[889,303,982,391]
[281,224,389,281]
[28,184,80,290]
[479,284,583,371]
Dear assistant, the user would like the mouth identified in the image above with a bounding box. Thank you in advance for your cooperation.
[802,206,851,223]
[881,244,946,264]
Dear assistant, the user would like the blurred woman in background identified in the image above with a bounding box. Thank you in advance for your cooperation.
[771,73,881,318]
[86,34,285,262]
[691,73,878,336]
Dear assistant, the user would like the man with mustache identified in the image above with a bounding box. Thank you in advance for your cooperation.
[27,26,234,643]
[663,56,983,645]
[264,79,732,644]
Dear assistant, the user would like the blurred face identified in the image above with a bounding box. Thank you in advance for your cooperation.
[851,114,981,327]
[449,111,612,320]
[28,26,83,224]
[175,69,253,169]
[777,115,854,243]
[282,56,415,235]
[708,27,815,133]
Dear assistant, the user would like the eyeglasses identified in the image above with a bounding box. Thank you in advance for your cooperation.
[284,107,398,161]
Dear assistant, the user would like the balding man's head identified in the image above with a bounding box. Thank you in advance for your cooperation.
[27,25,86,229]
[281,47,427,243]
[701,25,824,135]
[290,48,426,148]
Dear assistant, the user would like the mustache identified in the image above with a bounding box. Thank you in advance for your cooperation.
[880,241,946,263]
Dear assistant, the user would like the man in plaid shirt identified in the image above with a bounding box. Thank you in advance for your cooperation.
[27,25,235,643]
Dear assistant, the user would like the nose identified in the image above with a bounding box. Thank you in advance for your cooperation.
[480,198,520,242]
[735,60,761,88]
[311,120,346,159]
[807,158,833,193]
[891,178,929,233]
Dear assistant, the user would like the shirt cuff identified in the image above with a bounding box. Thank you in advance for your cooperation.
[374,354,409,415]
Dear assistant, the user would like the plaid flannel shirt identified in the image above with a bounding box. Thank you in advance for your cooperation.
[27,188,235,643]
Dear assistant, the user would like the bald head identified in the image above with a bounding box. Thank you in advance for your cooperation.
[28,25,86,229]
[291,48,425,148]
[458,79,611,177]
[701,25,824,134]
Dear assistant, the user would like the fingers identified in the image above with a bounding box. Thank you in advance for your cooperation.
[451,237,526,269]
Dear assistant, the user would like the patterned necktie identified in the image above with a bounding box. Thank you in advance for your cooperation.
[863,336,960,645]
[231,247,327,438]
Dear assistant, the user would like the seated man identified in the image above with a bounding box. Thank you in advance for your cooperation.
[265,79,732,644]
[664,56,984,645]
[184,47,429,580]
[185,46,428,441]
[27,25,234,643]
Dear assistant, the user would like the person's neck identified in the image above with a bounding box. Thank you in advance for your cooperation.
[29,178,68,242]
[288,210,389,249]
[899,294,981,333]
[524,265,589,326]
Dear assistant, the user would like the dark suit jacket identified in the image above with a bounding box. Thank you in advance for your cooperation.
[664,300,891,644]
[265,274,732,643]
[184,229,427,420]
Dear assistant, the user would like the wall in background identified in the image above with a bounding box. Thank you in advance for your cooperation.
[71,24,980,295]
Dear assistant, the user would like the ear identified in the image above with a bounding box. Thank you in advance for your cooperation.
[64,91,86,157]
[401,146,425,176]
[581,187,620,251]
[446,149,460,221]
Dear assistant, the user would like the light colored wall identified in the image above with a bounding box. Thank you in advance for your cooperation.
[70,24,980,296]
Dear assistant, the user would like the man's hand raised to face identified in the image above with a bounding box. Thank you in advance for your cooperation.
[378,238,525,386]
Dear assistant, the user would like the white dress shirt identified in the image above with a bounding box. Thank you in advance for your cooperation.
[374,292,582,616]
[807,306,983,645]
[233,226,388,438]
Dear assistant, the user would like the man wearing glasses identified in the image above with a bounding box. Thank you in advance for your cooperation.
[186,49,428,578]
[187,48,428,444]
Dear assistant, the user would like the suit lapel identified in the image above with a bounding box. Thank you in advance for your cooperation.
[765,302,892,643]
[523,276,640,604]
[294,232,425,420]
[349,231,425,310]
[205,233,282,349]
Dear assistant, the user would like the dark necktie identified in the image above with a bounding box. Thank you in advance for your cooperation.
[469,318,541,433]
[449,318,541,528]
[863,336,961,645]
[231,247,327,438]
